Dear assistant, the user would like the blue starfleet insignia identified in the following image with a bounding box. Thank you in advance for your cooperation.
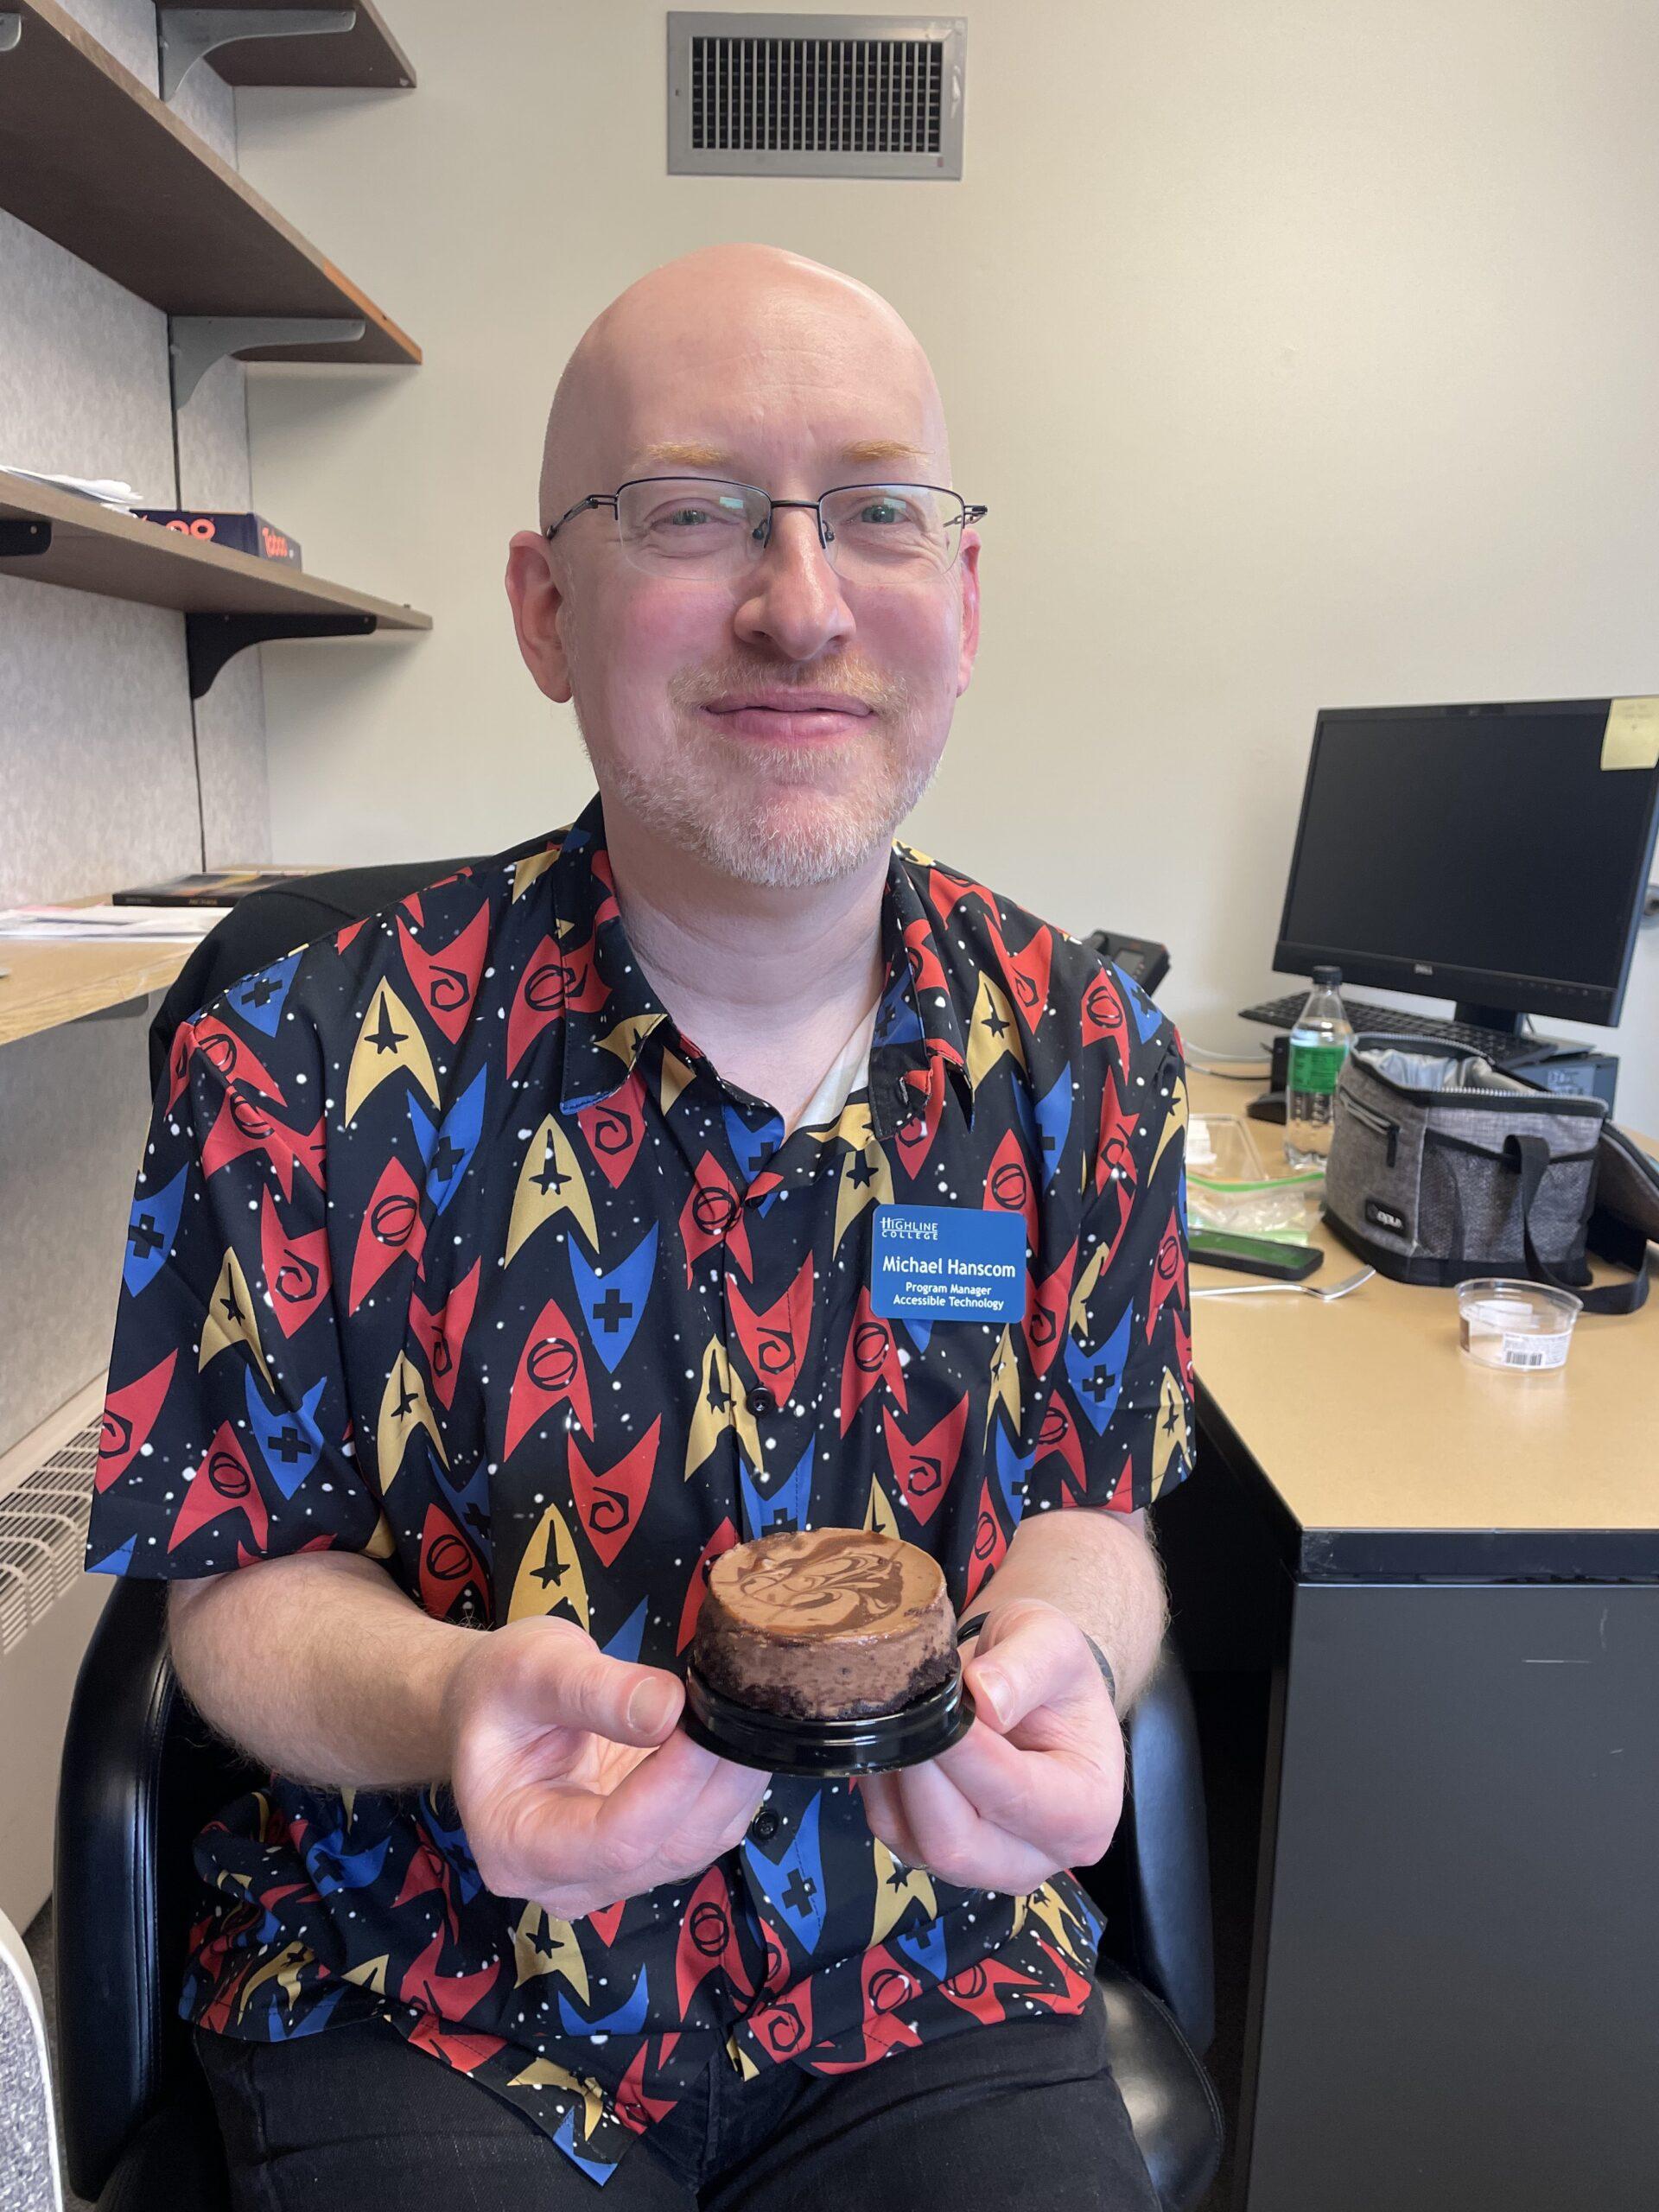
[303,1827,391,1895]
[993,1423,1034,1529]
[740,1436,813,1541]
[421,1064,487,1215]
[123,1164,188,1299]
[1064,1301,1135,1436]
[1033,1064,1073,1192]
[571,1221,656,1374]
[742,1794,826,1955]
[245,1369,327,1498]
[226,950,301,1038]
[724,1103,786,1186]
[558,1965,649,2038]
[602,1596,649,1666]
[1119,963,1165,1044]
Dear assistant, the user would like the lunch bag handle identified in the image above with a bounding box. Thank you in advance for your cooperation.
[1503,1134,1649,1318]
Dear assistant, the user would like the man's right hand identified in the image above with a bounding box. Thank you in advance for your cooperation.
[442,1615,771,1921]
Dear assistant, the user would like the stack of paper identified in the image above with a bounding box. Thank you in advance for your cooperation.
[0,468,148,508]
[0,905,221,941]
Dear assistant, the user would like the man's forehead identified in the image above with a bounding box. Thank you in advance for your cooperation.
[620,433,937,479]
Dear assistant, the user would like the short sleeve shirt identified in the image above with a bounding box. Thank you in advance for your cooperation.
[87,788,1193,2188]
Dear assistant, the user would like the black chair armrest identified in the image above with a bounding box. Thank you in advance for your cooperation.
[54,1580,257,2203]
[1078,1643,1217,2057]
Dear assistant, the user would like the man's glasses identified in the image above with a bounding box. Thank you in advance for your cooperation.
[543,477,986,586]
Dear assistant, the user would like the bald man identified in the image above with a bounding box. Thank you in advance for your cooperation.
[87,245,1192,2209]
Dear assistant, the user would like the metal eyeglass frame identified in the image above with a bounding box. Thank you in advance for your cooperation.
[542,477,988,573]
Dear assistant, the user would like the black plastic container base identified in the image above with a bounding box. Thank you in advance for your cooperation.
[681,1660,976,1777]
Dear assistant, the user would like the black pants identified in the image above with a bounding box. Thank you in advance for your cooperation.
[194,1999,1160,2211]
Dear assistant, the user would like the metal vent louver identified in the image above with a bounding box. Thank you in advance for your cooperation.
[668,15,965,178]
[0,1414,97,1657]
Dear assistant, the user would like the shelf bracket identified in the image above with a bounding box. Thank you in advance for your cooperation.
[0,16,21,56]
[158,9,355,102]
[170,315,366,404]
[0,518,52,556]
[186,611,375,700]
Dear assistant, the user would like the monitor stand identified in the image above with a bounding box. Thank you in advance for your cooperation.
[1453,1001,1526,1035]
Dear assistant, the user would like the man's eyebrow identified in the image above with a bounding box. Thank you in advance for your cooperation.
[627,437,932,474]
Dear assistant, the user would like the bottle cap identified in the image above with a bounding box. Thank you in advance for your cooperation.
[1311,965,1342,986]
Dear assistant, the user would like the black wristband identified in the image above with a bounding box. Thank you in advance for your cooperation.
[954,1611,1118,1715]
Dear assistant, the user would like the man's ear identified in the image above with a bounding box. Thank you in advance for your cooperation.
[505,531,574,704]
[955,529,982,698]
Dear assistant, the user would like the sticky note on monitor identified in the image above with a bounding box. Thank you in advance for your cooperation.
[1601,696,1659,771]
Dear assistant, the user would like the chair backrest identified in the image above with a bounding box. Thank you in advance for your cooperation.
[1,1904,65,2209]
[147,859,478,1095]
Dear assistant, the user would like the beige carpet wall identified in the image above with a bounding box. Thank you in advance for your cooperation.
[234,0,1658,1128]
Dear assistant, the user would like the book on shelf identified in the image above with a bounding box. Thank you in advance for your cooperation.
[130,510,302,564]
[111,867,328,908]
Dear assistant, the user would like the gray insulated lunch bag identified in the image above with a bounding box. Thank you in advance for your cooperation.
[1323,1039,1649,1315]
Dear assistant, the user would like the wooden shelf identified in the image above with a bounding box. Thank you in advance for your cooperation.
[0,936,194,1050]
[0,470,429,625]
[188,0,416,90]
[0,0,419,365]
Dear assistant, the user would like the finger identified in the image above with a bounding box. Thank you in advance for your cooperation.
[508,1622,684,1746]
[855,1770,928,1869]
[891,1753,1059,1894]
[499,1732,763,1903]
[964,1602,1103,1733]
[933,1724,1112,1860]
[594,1732,772,1877]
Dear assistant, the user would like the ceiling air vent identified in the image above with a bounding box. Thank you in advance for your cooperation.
[667,14,966,179]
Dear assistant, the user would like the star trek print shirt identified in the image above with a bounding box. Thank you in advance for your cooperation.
[86,787,1193,2189]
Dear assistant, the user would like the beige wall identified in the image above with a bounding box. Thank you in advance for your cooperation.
[234,0,1658,1128]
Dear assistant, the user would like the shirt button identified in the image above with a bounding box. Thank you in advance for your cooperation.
[749,1808,779,1841]
[746,1385,777,1415]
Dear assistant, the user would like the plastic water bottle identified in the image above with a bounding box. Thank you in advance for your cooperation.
[1284,967,1354,1170]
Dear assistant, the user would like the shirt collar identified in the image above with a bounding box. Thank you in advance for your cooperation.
[549,791,974,1140]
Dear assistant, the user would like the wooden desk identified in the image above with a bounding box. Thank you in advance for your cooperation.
[1173,1076,1659,2212]
[1186,1072,1658,1577]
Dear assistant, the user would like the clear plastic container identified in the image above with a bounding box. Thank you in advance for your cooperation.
[1457,1279,1583,1372]
[1188,1115,1322,1239]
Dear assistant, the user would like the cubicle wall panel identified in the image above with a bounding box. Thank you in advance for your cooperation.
[0,208,178,497]
[0,1000,156,1460]
[1243,1580,1659,2212]
[194,643,273,864]
[0,577,205,904]
[54,0,240,162]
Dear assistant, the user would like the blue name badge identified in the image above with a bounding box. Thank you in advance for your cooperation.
[869,1205,1028,1323]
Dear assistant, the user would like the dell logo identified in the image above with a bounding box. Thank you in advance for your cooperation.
[1413,963,1433,976]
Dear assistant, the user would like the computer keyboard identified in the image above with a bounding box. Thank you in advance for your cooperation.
[1238,994,1540,1063]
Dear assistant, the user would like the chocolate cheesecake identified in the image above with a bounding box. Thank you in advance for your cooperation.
[692,1528,956,1721]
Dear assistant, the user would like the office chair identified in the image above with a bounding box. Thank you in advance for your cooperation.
[56,864,1224,2212]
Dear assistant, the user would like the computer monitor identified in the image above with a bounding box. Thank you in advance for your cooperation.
[1274,699,1659,1029]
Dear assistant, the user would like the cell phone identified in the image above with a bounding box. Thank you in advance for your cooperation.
[1188,1230,1325,1281]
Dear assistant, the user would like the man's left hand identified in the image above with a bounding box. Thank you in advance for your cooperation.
[853,1597,1125,1892]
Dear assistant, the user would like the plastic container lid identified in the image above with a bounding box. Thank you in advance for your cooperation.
[1457,1278,1583,1372]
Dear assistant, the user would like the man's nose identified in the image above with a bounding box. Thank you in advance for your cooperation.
[734,505,855,656]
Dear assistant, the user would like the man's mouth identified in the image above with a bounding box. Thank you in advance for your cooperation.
[700,702,873,741]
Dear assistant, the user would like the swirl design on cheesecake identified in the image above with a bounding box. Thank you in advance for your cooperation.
[733,1531,907,1631]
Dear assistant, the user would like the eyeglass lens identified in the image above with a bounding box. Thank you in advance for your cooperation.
[613,480,963,580]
